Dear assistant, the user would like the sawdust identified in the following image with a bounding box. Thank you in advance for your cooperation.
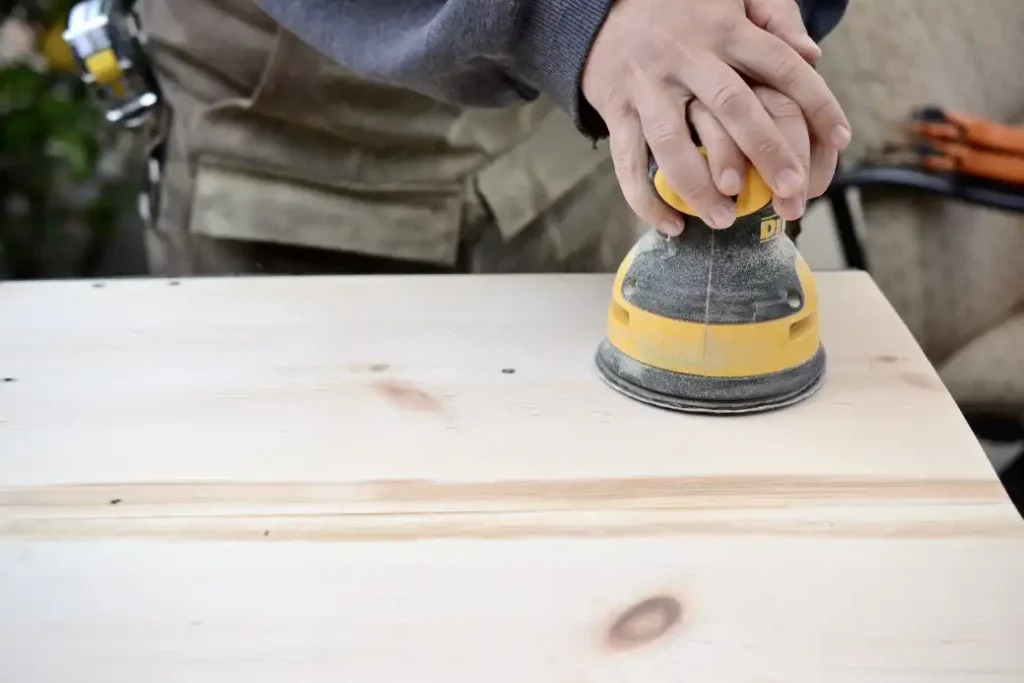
[622,210,804,326]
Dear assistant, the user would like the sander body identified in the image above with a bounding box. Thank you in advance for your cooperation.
[595,163,826,414]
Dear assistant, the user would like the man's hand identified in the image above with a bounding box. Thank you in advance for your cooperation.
[581,0,850,235]
[690,86,836,223]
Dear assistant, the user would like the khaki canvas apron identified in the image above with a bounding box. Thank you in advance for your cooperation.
[135,0,639,276]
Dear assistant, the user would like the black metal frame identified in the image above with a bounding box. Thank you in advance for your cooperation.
[822,182,869,270]
[815,164,1024,271]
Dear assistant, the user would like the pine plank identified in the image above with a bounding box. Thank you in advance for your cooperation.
[1,272,1022,682]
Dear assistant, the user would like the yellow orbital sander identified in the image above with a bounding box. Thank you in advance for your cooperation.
[595,158,826,414]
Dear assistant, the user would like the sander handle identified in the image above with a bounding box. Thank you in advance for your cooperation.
[648,151,774,220]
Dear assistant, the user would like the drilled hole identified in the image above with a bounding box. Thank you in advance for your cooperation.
[622,276,638,298]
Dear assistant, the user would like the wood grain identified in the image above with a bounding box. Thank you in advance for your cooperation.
[1,272,1022,682]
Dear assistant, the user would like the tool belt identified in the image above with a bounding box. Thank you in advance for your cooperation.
[62,0,161,128]
[62,0,166,232]
[887,107,1024,186]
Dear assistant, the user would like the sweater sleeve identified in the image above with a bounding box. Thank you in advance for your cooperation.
[799,0,850,42]
[250,0,850,141]
[249,0,613,136]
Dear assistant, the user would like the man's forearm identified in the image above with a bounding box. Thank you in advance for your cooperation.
[250,0,612,133]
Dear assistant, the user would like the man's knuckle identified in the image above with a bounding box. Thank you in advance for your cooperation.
[661,35,698,66]
[712,13,743,39]
[647,119,683,146]
[773,55,803,88]
[704,132,732,149]
[681,176,714,202]
[766,93,802,119]
[809,99,842,123]
[601,96,636,124]
[611,150,641,180]
[609,139,641,172]
[711,84,750,119]
[754,137,784,160]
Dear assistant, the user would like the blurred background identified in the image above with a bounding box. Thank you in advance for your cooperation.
[1,0,146,280]
[2,0,1023,507]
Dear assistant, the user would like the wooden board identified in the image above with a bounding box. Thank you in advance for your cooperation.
[1,272,1022,682]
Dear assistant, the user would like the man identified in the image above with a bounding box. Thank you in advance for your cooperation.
[134,0,849,276]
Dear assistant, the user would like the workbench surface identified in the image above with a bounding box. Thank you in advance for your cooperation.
[1,272,1022,682]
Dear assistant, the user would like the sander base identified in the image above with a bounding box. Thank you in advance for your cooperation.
[595,340,826,415]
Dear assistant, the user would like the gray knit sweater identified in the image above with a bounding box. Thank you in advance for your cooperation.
[252,0,849,139]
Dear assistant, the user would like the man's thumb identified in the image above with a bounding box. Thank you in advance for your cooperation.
[746,0,822,64]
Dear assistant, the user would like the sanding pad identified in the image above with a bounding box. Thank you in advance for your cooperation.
[595,340,826,415]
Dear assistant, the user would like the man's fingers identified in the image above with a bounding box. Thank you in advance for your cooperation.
[745,0,821,64]
[726,25,851,151]
[688,100,745,197]
[678,54,806,200]
[607,113,684,236]
[809,140,838,198]
[636,85,736,229]
[754,86,810,221]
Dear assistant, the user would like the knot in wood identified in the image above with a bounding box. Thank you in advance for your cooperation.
[607,595,682,649]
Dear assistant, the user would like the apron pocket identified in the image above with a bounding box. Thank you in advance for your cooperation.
[475,107,610,241]
[189,163,463,266]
